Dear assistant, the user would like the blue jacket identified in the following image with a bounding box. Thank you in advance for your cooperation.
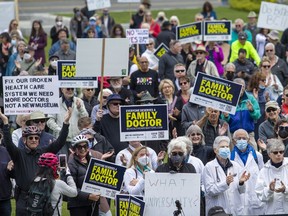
[221,91,261,133]
[49,40,76,57]
[5,52,18,76]
[18,131,56,149]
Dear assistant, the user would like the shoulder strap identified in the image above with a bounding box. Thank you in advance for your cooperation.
[126,147,133,154]
[26,60,36,71]
[53,195,62,216]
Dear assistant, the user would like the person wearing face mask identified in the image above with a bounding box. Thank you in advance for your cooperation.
[130,4,145,29]
[83,16,103,38]
[203,136,250,216]
[230,129,264,215]
[70,8,88,43]
[48,55,59,75]
[156,137,196,173]
[50,16,69,46]
[100,8,115,38]
[223,62,236,81]
[123,146,154,195]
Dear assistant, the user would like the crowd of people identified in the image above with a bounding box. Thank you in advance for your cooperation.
[1,0,288,215]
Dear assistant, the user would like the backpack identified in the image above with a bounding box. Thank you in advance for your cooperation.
[26,178,60,216]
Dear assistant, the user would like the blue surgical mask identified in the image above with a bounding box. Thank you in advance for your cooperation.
[236,139,248,151]
[259,84,265,90]
[89,21,96,26]
[11,39,17,46]
[218,148,230,159]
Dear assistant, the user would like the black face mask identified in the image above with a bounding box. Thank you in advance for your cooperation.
[158,17,164,22]
[278,127,288,139]
[139,9,144,14]
[226,72,234,81]
[170,155,185,167]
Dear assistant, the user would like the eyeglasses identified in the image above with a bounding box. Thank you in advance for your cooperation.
[265,49,273,52]
[103,96,108,99]
[196,52,204,55]
[28,136,40,141]
[180,82,187,86]
[190,133,201,137]
[262,65,270,69]
[260,79,266,82]
[33,119,46,124]
[272,150,284,155]
[12,23,18,26]
[266,107,277,113]
[76,144,88,150]
[171,151,184,156]
[111,103,121,106]
[140,61,148,64]
[226,71,235,73]
[175,70,185,73]
[146,43,153,46]
[235,25,241,27]
[86,89,94,91]
[66,88,74,91]
[279,126,288,130]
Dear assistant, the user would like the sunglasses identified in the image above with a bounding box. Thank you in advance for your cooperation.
[180,82,187,86]
[146,43,153,46]
[260,79,266,82]
[262,65,270,69]
[33,119,46,124]
[171,151,184,156]
[111,103,121,106]
[266,107,277,113]
[226,71,235,73]
[190,133,201,136]
[28,136,39,141]
[265,49,273,52]
[279,126,288,130]
[86,89,94,91]
[235,25,241,27]
[66,88,74,91]
[196,52,204,55]
[76,144,88,150]
[272,150,284,155]
[175,70,185,73]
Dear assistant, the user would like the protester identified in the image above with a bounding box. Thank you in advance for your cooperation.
[130,4,145,29]
[203,136,250,215]
[100,8,115,38]
[201,1,217,20]
[49,29,76,57]
[50,16,69,45]
[70,7,88,43]
[4,19,24,39]
[142,11,160,38]
[230,18,252,45]
[141,38,158,71]
[267,30,286,61]
[110,24,126,38]
[0,32,12,75]
[0,109,71,215]
[81,88,98,117]
[47,54,59,75]
[206,41,224,76]
[156,21,176,47]
[12,114,29,146]
[5,40,26,76]
[108,76,133,104]
[244,11,259,48]
[256,28,269,58]
[169,15,180,34]
[53,39,76,60]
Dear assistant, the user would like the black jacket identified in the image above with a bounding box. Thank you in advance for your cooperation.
[0,146,13,200]
[156,159,196,173]
[4,123,69,192]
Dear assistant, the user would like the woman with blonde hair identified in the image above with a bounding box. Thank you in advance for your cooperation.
[142,11,160,38]
[122,146,154,195]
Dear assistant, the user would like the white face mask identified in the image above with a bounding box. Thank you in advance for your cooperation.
[23,53,31,60]
[50,60,57,67]
[137,156,150,166]
[56,21,62,26]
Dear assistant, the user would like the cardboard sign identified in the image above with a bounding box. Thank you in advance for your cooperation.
[87,0,111,11]
[257,2,288,31]
[81,158,126,199]
[127,196,145,216]
[118,0,140,2]
[154,43,169,60]
[145,173,201,216]
[0,2,14,33]
[3,76,60,115]
[203,20,232,41]
[126,29,149,44]
[119,105,169,142]
[176,22,202,43]
[190,72,242,115]
[57,60,98,88]
[76,38,129,78]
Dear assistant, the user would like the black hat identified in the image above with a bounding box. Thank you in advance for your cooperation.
[238,31,247,40]
[136,91,157,104]
[107,94,124,104]
[162,21,171,28]
[208,206,231,216]
[49,55,59,61]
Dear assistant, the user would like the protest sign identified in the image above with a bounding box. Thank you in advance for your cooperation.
[126,29,149,44]
[119,105,169,142]
[145,173,201,216]
[57,60,98,88]
[0,2,14,32]
[154,43,169,60]
[203,20,232,41]
[118,0,140,2]
[127,196,145,216]
[176,22,202,43]
[115,194,144,216]
[190,72,242,115]
[257,2,288,31]
[3,76,59,115]
[81,158,126,199]
[76,38,129,77]
[87,0,111,11]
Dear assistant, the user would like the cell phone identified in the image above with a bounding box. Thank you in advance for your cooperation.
[59,154,67,169]
[275,178,282,190]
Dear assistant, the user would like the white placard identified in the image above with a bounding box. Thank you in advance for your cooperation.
[76,38,129,77]
[145,173,201,216]
[3,76,60,115]
[257,2,288,31]
[118,0,140,2]
[0,2,15,33]
[126,29,149,44]
[87,0,111,11]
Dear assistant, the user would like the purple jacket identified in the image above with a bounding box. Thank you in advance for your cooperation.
[206,45,224,76]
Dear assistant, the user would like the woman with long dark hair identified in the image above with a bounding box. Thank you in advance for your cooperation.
[28,20,47,65]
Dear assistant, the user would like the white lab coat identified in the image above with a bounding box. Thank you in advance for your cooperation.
[203,158,246,216]
[187,155,204,174]
[255,158,288,214]
[232,150,265,215]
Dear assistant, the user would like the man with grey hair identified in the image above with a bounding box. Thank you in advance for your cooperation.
[265,42,288,87]
[223,62,236,81]
[222,78,260,150]
[230,18,252,45]
[230,129,265,215]
[255,138,288,215]
[156,136,196,173]
[203,135,250,215]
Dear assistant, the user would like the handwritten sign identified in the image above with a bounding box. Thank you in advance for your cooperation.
[126,29,149,44]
